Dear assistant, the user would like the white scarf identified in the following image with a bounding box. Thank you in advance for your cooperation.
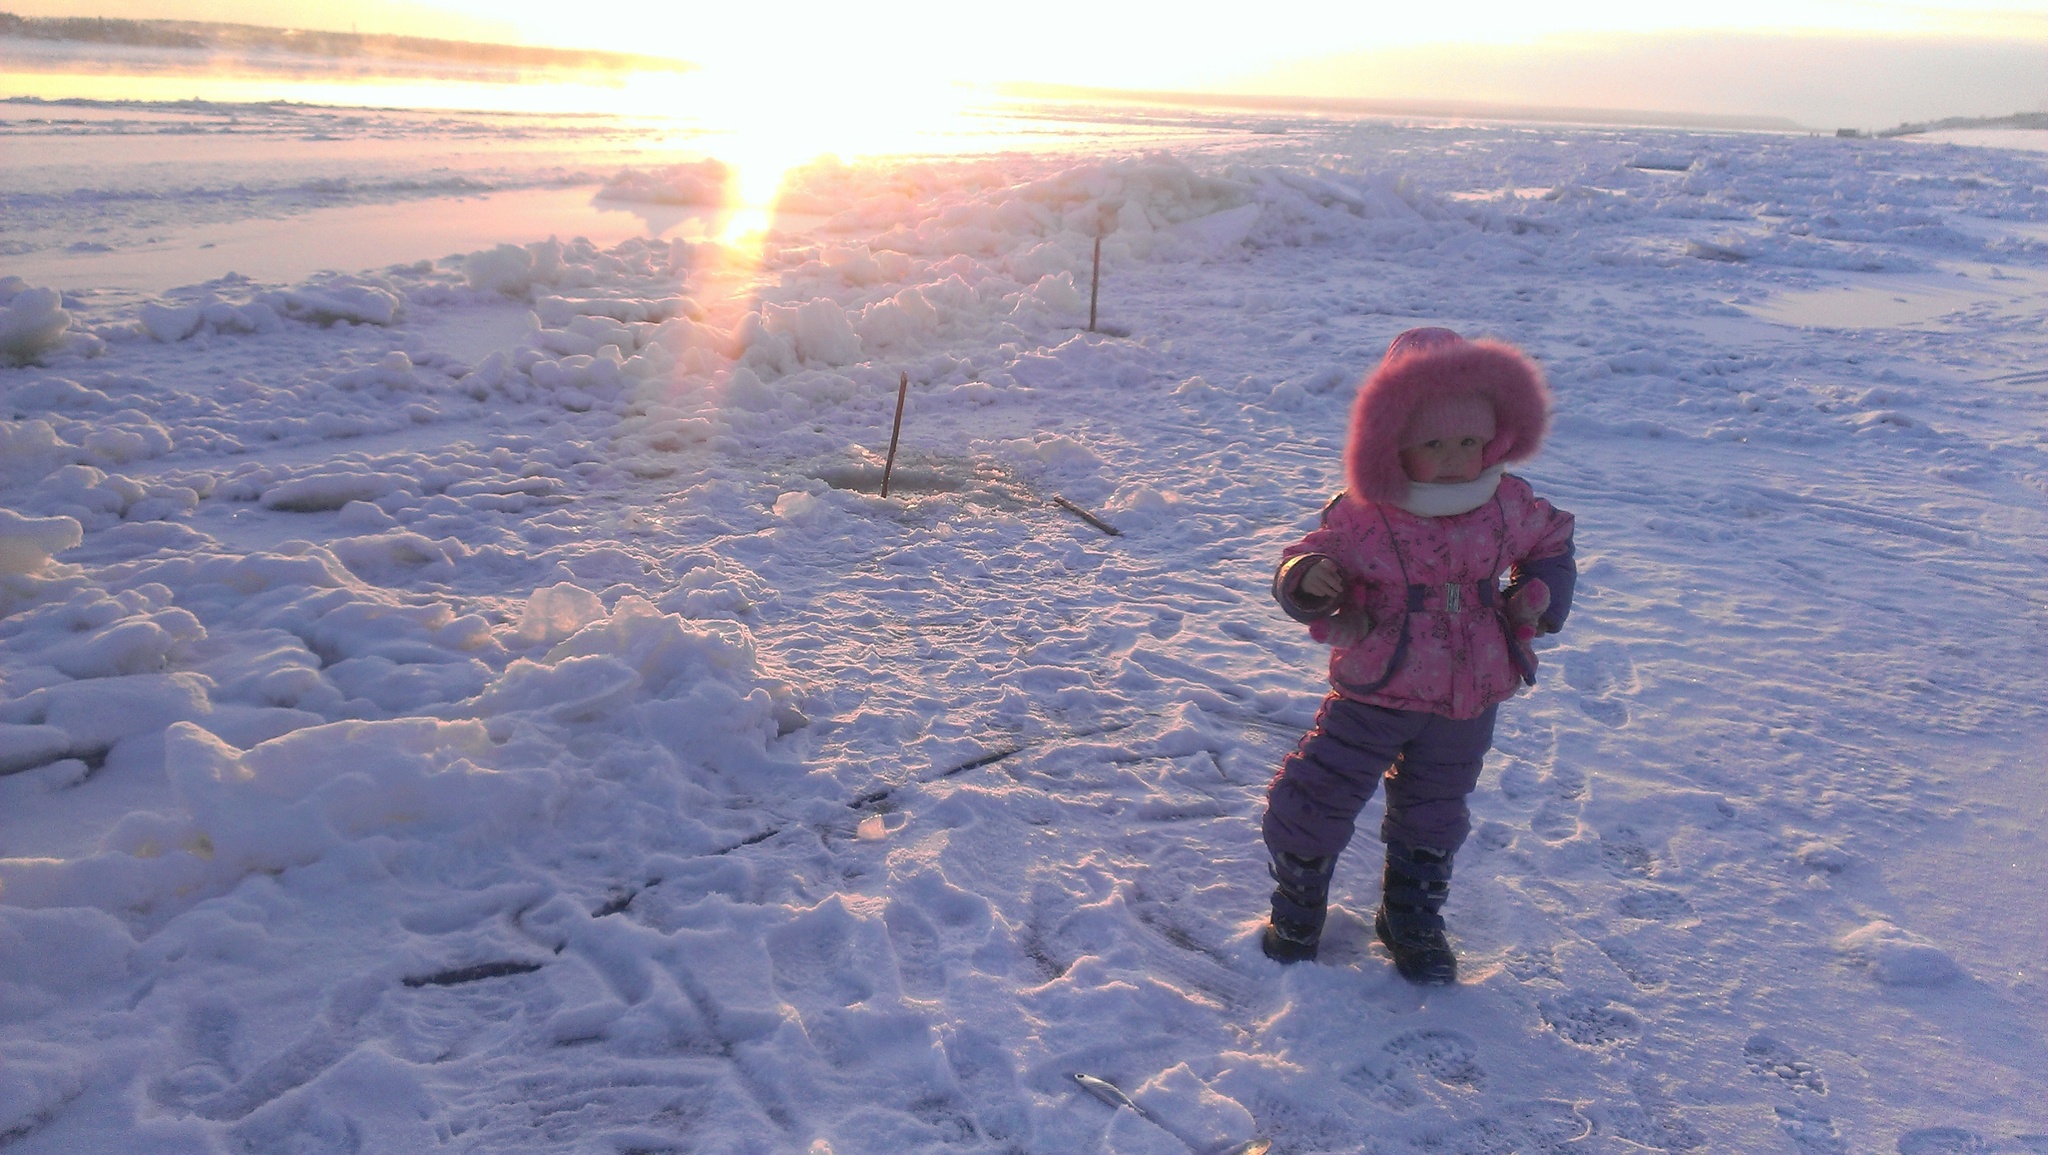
[1398,466,1504,518]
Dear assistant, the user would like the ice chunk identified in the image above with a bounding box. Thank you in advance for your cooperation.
[327,531,466,585]
[466,242,537,295]
[1685,238,1752,263]
[1628,151,1695,171]
[723,366,779,411]
[600,159,731,205]
[0,509,82,575]
[201,297,281,334]
[0,280,71,365]
[855,286,940,350]
[0,723,71,775]
[139,302,204,343]
[0,422,79,484]
[0,906,134,994]
[80,414,173,465]
[1170,203,1262,256]
[769,299,865,367]
[512,582,605,647]
[1105,483,1184,531]
[326,654,493,712]
[335,500,398,532]
[1031,271,1085,315]
[1837,920,1964,987]
[167,717,526,872]
[0,651,531,921]
[260,278,402,326]
[31,672,213,753]
[261,471,416,512]
[43,607,203,678]
[737,304,833,376]
[4,377,106,413]
[1000,433,1103,469]
[1008,239,1083,282]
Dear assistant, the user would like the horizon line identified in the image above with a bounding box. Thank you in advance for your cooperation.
[991,82,1813,134]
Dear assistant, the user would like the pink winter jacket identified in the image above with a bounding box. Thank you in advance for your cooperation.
[1275,474,1575,720]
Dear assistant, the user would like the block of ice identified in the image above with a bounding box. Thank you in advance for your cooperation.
[0,509,82,576]
[1837,920,1964,987]
[0,280,71,365]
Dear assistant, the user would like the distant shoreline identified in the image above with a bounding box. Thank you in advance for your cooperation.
[1876,112,2048,138]
[996,82,1809,134]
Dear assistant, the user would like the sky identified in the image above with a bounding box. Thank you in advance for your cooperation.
[8,1,2048,127]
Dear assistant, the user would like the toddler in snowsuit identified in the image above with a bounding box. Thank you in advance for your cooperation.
[1262,327,1576,984]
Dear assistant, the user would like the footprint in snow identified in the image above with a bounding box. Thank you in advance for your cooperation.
[1537,992,1641,1048]
[151,1006,240,1113]
[1509,744,1587,841]
[1563,647,1634,727]
[1383,1029,1485,1088]
[1776,1105,1850,1155]
[1563,651,1608,694]
[1596,936,1667,989]
[1743,1033,1827,1095]
[1501,947,1563,985]
[1565,644,1640,696]
[1342,1028,1484,1110]
[1599,826,1656,877]
[882,900,946,998]
[938,1028,1030,1144]
[1473,821,1516,852]
[1420,1099,1592,1152]
[1617,887,1694,923]
[906,1094,985,1146]
[1531,797,1582,842]
[1579,695,1630,727]
[1496,761,1545,802]
[765,908,879,1009]
[1896,1127,2002,1154]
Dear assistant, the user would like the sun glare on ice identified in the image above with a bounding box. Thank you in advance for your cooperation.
[671,64,976,244]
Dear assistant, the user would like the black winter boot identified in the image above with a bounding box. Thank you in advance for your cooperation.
[1261,850,1337,963]
[1375,842,1457,985]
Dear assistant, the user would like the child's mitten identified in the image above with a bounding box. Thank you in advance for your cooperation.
[1504,578,1551,677]
[1308,580,1376,647]
[1505,578,1551,638]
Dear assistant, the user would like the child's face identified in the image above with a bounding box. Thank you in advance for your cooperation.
[1399,433,1487,484]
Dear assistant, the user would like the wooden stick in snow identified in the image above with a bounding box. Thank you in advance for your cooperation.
[1088,234,1102,332]
[1052,494,1121,536]
[881,371,908,497]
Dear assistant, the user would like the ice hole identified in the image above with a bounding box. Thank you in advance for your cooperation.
[813,464,965,495]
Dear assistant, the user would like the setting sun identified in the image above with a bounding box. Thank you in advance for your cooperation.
[676,63,974,225]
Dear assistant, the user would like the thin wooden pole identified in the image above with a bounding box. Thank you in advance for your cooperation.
[1088,234,1102,332]
[1052,494,1121,536]
[880,371,908,497]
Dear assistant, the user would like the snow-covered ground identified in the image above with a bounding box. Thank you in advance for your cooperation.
[3,94,2046,1154]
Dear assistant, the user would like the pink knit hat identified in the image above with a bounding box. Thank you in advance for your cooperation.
[1343,327,1551,505]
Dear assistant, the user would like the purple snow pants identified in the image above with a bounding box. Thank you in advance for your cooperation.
[1262,695,1499,859]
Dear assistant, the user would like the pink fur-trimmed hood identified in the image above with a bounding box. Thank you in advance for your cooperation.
[1343,328,1552,505]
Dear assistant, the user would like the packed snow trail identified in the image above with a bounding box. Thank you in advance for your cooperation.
[2,106,2046,1153]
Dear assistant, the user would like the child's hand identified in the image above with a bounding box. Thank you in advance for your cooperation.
[1506,578,1551,640]
[1299,557,1346,601]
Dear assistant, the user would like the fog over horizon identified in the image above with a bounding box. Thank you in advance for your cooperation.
[3,3,2044,130]
[1232,32,2047,132]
